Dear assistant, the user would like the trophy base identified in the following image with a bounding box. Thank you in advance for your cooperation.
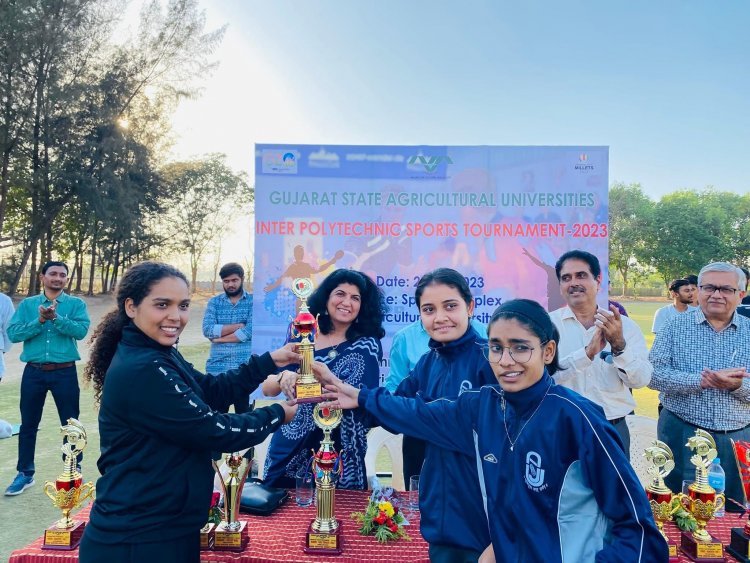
[680,531,724,562]
[296,382,323,404]
[304,521,342,555]
[667,542,679,562]
[727,527,750,562]
[213,521,249,552]
[199,523,215,550]
[42,520,85,550]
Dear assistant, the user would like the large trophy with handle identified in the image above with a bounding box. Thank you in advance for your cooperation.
[644,440,679,562]
[304,404,344,554]
[728,439,750,563]
[211,453,251,551]
[679,429,725,562]
[291,277,323,403]
[42,419,95,550]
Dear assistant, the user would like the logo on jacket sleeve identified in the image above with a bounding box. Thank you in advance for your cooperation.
[524,451,547,491]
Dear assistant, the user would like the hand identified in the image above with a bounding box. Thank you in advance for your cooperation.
[701,367,748,391]
[320,380,360,410]
[270,342,301,367]
[279,401,298,424]
[278,370,299,400]
[478,544,495,563]
[311,361,339,386]
[585,326,607,360]
[595,305,625,352]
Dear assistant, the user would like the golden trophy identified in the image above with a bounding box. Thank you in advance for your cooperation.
[679,429,725,562]
[211,453,251,551]
[42,418,95,550]
[291,277,323,403]
[644,440,679,561]
[304,404,344,554]
[728,439,750,562]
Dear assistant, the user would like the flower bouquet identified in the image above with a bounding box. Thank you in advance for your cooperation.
[207,491,222,525]
[351,486,410,543]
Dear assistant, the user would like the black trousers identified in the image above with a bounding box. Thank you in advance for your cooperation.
[402,434,427,482]
[79,531,199,563]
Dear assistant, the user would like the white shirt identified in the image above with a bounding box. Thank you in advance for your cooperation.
[651,304,697,333]
[0,292,15,378]
[549,306,653,420]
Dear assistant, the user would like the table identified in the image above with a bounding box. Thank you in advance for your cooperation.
[664,515,747,562]
[9,490,429,563]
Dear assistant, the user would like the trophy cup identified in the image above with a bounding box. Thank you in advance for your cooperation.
[42,418,95,550]
[304,404,344,554]
[291,277,323,403]
[644,440,679,561]
[728,439,750,562]
[211,453,251,551]
[679,429,726,562]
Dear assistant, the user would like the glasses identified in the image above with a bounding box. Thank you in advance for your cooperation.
[699,285,738,296]
[480,342,543,364]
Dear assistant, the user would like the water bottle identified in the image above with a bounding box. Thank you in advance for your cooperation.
[707,457,726,517]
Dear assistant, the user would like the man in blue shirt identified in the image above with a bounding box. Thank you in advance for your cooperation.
[202,263,253,413]
[5,261,90,496]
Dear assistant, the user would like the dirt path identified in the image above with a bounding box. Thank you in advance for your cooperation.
[2,293,210,384]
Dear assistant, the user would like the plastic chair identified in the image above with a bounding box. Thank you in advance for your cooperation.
[626,414,658,487]
[365,427,405,490]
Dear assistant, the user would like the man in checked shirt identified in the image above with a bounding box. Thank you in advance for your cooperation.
[649,261,750,511]
[202,263,254,413]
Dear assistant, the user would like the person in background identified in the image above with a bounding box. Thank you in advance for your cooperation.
[737,267,750,318]
[651,278,698,333]
[5,261,90,497]
[262,268,385,490]
[202,262,254,413]
[318,299,668,562]
[608,280,629,317]
[78,261,298,562]
[684,274,699,306]
[0,291,14,382]
[649,262,750,511]
[549,250,652,456]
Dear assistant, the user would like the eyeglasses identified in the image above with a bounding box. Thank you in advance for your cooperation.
[699,285,738,296]
[480,342,544,364]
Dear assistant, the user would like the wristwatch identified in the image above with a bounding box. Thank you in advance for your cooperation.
[612,344,626,357]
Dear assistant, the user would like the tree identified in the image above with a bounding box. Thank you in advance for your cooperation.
[608,182,653,295]
[162,154,252,291]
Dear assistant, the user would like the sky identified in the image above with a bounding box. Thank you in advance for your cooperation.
[123,0,750,265]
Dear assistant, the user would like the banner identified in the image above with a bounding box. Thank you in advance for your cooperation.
[253,144,609,384]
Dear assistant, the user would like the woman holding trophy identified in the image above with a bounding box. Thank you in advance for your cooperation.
[318,299,669,562]
[78,262,298,563]
[261,268,385,490]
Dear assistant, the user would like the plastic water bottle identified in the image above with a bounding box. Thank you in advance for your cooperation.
[707,457,726,517]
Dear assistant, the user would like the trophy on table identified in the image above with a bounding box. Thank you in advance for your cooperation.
[679,429,725,562]
[211,453,251,551]
[728,439,750,562]
[644,440,680,561]
[304,404,344,555]
[291,277,323,403]
[42,418,95,550]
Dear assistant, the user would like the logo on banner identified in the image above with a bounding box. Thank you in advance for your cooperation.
[308,148,340,169]
[407,154,453,173]
[262,150,299,174]
[574,153,594,173]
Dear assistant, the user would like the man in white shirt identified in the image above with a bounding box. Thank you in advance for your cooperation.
[549,250,653,456]
[652,278,697,333]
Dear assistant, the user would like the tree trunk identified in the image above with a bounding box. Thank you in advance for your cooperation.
[87,231,97,296]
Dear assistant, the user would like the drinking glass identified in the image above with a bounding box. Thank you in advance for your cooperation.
[295,470,314,507]
[407,475,420,513]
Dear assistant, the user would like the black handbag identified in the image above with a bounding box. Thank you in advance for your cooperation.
[239,478,289,516]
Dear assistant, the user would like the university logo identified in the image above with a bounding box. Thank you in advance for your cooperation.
[262,149,299,174]
[459,380,472,395]
[524,451,547,491]
[408,154,453,173]
[574,152,594,172]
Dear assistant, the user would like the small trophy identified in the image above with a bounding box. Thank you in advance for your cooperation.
[304,404,344,555]
[644,440,679,561]
[680,429,725,562]
[728,439,750,563]
[42,419,95,550]
[211,453,251,551]
[291,277,322,403]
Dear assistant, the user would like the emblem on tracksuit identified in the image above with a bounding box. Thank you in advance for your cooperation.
[459,380,472,395]
[524,451,547,491]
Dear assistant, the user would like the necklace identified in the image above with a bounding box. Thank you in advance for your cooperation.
[327,343,340,360]
[502,383,552,452]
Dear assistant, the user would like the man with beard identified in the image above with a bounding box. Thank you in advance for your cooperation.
[652,278,698,333]
[5,261,90,496]
[202,263,254,413]
[549,250,652,456]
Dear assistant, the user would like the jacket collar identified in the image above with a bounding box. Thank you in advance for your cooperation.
[428,325,484,358]
[121,322,176,352]
[502,370,554,412]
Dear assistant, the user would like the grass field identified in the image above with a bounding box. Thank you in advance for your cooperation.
[0,302,663,559]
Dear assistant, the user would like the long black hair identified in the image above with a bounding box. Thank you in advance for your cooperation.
[84,262,188,404]
[488,299,561,374]
[414,268,473,308]
[308,269,386,340]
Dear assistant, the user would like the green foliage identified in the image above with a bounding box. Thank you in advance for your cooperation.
[609,183,653,293]
[351,497,410,543]
[670,496,698,532]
